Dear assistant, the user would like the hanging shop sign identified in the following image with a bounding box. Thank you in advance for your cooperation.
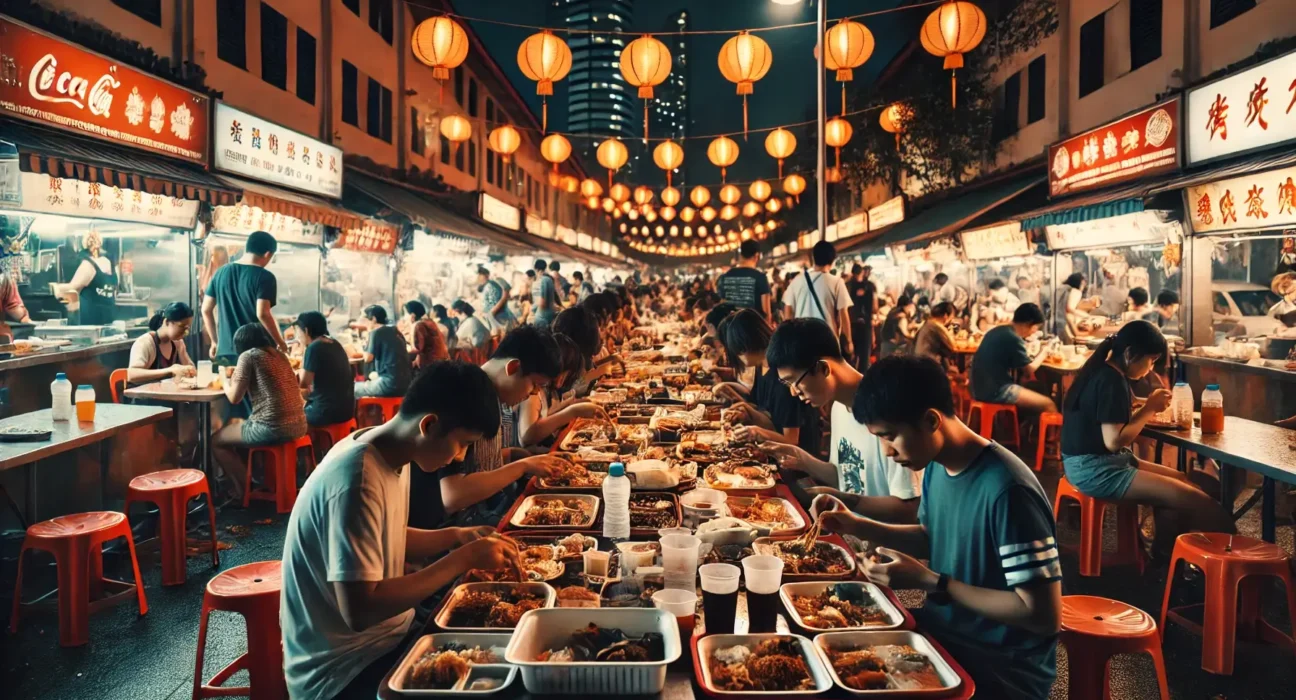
[960,221,1030,260]
[1185,49,1296,165]
[213,102,342,198]
[837,212,867,240]
[16,171,199,228]
[211,203,323,246]
[479,192,520,230]
[556,225,577,246]
[577,232,593,250]
[1045,210,1181,251]
[866,196,906,229]
[338,220,400,254]
[0,16,210,164]
[1185,164,1296,234]
[1047,99,1180,197]
[0,145,22,206]
[824,223,839,242]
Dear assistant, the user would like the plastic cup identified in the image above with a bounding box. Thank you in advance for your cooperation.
[658,527,692,539]
[660,534,701,591]
[742,555,784,633]
[699,563,741,635]
[653,588,699,638]
[582,549,611,579]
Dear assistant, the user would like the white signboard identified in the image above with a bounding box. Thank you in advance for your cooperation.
[525,213,543,235]
[960,222,1030,260]
[1185,164,1296,234]
[824,223,839,242]
[556,225,577,246]
[837,212,867,240]
[479,193,520,230]
[18,172,198,228]
[1044,210,1181,251]
[213,102,343,198]
[577,232,593,250]
[1185,50,1296,165]
[867,196,905,229]
[211,203,323,246]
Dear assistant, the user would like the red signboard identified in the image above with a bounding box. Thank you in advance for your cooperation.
[339,221,400,254]
[1046,98,1181,198]
[0,16,210,164]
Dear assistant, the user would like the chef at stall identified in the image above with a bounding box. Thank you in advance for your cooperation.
[53,229,117,325]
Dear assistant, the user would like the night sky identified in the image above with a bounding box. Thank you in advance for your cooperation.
[455,0,920,186]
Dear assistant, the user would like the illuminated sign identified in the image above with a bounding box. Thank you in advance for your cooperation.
[1047,98,1181,197]
[479,192,520,230]
[1186,164,1296,234]
[213,102,342,198]
[1185,49,1296,165]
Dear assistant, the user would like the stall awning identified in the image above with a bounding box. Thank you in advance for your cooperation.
[1016,189,1146,230]
[4,119,236,204]
[216,175,365,230]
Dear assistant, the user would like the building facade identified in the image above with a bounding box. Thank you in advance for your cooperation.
[551,0,639,175]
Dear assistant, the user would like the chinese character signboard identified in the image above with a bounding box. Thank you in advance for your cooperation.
[836,212,867,240]
[18,172,198,228]
[339,220,399,254]
[1185,165,1296,234]
[1047,99,1181,197]
[479,192,520,230]
[867,196,906,229]
[960,222,1030,260]
[1185,50,1296,165]
[211,204,322,246]
[213,102,342,198]
[0,17,210,164]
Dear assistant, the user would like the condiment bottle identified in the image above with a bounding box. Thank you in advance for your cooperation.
[1172,382,1194,430]
[50,373,72,421]
[1200,384,1224,435]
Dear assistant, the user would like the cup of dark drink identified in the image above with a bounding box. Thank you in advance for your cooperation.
[652,588,699,639]
[699,563,740,635]
[741,555,784,633]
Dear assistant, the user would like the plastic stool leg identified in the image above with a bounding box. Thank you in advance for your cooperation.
[123,526,148,616]
[55,541,89,647]
[1034,426,1048,472]
[1078,499,1106,577]
[275,446,295,515]
[1148,648,1172,700]
[9,543,27,634]
[1201,569,1240,675]
[1237,576,1263,641]
[1064,639,1106,700]
[192,603,211,700]
[243,451,255,509]
[245,606,288,700]
[1158,554,1182,638]
[203,486,220,569]
[159,490,187,586]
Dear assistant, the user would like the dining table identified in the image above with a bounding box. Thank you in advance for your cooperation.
[124,380,226,483]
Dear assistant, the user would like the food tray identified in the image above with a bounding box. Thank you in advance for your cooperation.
[504,608,682,694]
[511,534,597,561]
[629,492,682,535]
[519,545,567,582]
[811,630,964,696]
[753,535,857,582]
[433,582,557,632]
[702,463,778,494]
[508,494,601,530]
[388,633,516,695]
[694,633,834,696]
[779,582,905,631]
[558,418,619,452]
[725,495,808,536]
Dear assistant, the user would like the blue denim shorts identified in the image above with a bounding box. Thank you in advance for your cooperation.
[1062,449,1139,500]
[985,383,1023,404]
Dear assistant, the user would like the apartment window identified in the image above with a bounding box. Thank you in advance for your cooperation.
[1078,13,1105,97]
[381,87,393,143]
[440,135,452,165]
[216,0,246,69]
[296,29,317,105]
[112,0,162,26]
[468,79,479,118]
[454,139,465,171]
[341,61,359,126]
[453,68,465,106]
[485,99,495,125]
[260,3,288,90]
[486,143,496,183]
[467,138,477,177]
[1129,0,1162,71]
[365,78,392,143]
[993,72,1021,142]
[411,108,424,155]
[368,0,393,44]
[1027,56,1046,124]
[342,0,360,15]
[1210,0,1256,29]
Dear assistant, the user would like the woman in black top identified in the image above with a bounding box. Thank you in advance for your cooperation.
[879,295,916,358]
[1061,321,1232,541]
[294,311,355,426]
[717,309,819,454]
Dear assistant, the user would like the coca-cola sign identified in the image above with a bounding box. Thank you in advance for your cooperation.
[0,16,210,164]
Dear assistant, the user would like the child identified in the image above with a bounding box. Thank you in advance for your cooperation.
[822,355,1062,700]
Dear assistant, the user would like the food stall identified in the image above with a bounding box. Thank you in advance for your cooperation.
[959,222,1053,331]
[322,220,401,337]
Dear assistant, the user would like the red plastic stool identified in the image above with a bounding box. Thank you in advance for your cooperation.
[9,511,148,647]
[124,469,219,586]
[1061,595,1170,700]
[949,375,972,421]
[1053,477,1143,577]
[356,396,402,426]
[244,435,316,514]
[966,400,1020,450]
[310,418,358,456]
[192,561,286,700]
[1034,411,1064,472]
[1158,533,1296,675]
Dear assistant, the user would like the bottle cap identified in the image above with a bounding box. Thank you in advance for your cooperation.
[77,384,93,390]
[1206,384,1219,391]
[1174,382,1188,387]
[55,373,67,381]
[608,462,625,477]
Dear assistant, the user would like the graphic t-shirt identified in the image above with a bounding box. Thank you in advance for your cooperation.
[828,402,921,498]
[715,267,771,311]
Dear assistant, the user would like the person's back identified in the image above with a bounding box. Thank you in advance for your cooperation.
[971,324,1027,401]
[784,269,851,333]
[413,318,449,366]
[208,263,276,359]
[304,336,355,426]
[236,346,307,439]
[913,320,954,368]
[716,266,769,311]
[370,324,412,393]
[458,316,490,348]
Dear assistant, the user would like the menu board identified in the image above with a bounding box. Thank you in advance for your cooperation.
[960,222,1030,260]
[16,171,198,228]
[339,220,400,254]
[867,196,905,229]
[1045,210,1180,251]
[1185,164,1296,234]
[211,203,322,246]
[213,102,343,198]
[1185,49,1296,165]
[480,192,520,230]
[1047,99,1181,197]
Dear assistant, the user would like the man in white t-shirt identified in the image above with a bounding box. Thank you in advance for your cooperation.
[782,241,854,358]
[281,362,523,700]
[761,318,922,524]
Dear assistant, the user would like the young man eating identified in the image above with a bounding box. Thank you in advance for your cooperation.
[760,318,920,524]
[281,361,523,700]
[970,303,1056,414]
[821,355,1061,700]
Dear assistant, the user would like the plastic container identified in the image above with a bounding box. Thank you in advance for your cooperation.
[196,360,214,387]
[388,632,515,695]
[50,373,72,421]
[696,633,833,695]
[652,588,698,638]
[778,582,906,631]
[75,384,96,422]
[660,534,701,591]
[1172,382,1194,430]
[603,462,631,540]
[509,494,600,530]
[1201,384,1224,435]
[810,629,963,695]
[504,608,681,694]
[434,582,557,632]
[680,487,727,528]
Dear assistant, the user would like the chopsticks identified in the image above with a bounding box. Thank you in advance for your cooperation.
[798,513,824,551]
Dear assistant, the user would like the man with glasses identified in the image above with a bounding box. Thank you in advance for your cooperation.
[761,318,922,524]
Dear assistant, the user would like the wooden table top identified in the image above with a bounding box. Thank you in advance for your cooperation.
[1143,416,1296,485]
[124,380,226,403]
[0,404,173,472]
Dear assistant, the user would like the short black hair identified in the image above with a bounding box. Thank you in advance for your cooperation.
[404,300,427,320]
[1128,287,1149,306]
[553,306,601,359]
[854,355,956,424]
[766,317,842,371]
[476,266,490,277]
[930,301,955,318]
[740,240,760,259]
[295,311,329,338]
[1013,302,1045,325]
[526,269,537,279]
[534,259,548,271]
[850,263,864,275]
[812,241,836,267]
[718,309,773,369]
[234,322,275,355]
[934,273,949,285]
[149,301,193,331]
[364,305,389,324]
[549,261,561,271]
[1063,273,1085,289]
[552,332,589,387]
[579,293,615,324]
[432,304,449,323]
[572,270,584,281]
[1156,289,1180,306]
[897,295,914,309]
[705,302,738,330]
[493,325,562,378]
[399,360,501,438]
[246,231,278,257]
[452,299,475,316]
[987,278,1006,291]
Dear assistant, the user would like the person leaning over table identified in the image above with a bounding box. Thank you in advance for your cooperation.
[280,361,523,700]
[912,301,958,372]
[293,311,355,429]
[202,231,287,363]
[126,302,196,384]
[356,305,411,399]
[717,309,820,455]
[475,266,516,337]
[451,300,490,352]
[878,295,916,359]
[970,303,1057,415]
[517,333,608,449]
[402,300,449,370]
[821,355,1062,700]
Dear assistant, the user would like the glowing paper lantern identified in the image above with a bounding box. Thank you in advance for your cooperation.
[748,179,772,202]
[487,125,521,163]
[707,136,740,182]
[783,173,806,203]
[559,175,579,193]
[720,204,739,221]
[586,195,601,210]
[652,140,685,187]
[597,138,629,188]
[825,116,853,169]
[824,19,874,114]
[766,198,782,213]
[580,178,603,199]
[880,102,911,149]
[719,184,741,205]
[517,30,572,131]
[742,201,762,218]
[662,206,677,221]
[690,186,711,208]
[540,133,572,172]
[620,35,673,140]
[412,17,469,99]
[764,128,797,178]
[633,186,654,206]
[680,207,696,223]
[439,114,472,157]
[661,187,681,207]
[700,206,717,222]
[920,1,987,108]
[825,166,843,183]
[601,197,616,212]
[717,31,773,136]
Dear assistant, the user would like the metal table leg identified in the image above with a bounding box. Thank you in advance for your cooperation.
[1154,439,1163,464]
[1218,462,1232,507]
[1262,477,1276,543]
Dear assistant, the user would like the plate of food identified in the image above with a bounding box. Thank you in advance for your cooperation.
[779,582,904,631]
[519,545,566,581]
[629,493,682,531]
[697,634,833,694]
[555,585,602,608]
[812,630,962,694]
[559,418,619,451]
[389,633,516,694]
[754,537,856,579]
[512,534,597,560]
[537,462,607,490]
[509,495,600,529]
[704,461,776,491]
[435,582,556,631]
[725,496,806,534]
[700,543,755,565]
[505,608,681,694]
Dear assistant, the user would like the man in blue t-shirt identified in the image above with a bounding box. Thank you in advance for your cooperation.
[530,259,560,329]
[201,230,285,363]
[970,303,1056,414]
[822,355,1062,700]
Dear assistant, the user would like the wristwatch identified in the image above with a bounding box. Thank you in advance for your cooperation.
[934,573,950,594]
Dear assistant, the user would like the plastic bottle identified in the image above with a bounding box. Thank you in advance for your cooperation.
[50,373,73,421]
[1200,384,1224,435]
[1172,382,1194,430]
[602,462,631,541]
[75,385,96,422]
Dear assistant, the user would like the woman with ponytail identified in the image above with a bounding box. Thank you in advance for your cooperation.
[127,302,196,384]
[1061,320,1233,537]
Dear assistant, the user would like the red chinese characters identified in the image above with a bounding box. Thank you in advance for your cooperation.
[1206,94,1229,141]
[1195,192,1214,226]
[1245,78,1270,130]
[1278,177,1296,216]
[1244,185,1268,219]
[1219,189,1238,224]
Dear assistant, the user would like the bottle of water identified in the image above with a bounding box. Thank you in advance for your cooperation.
[602,462,631,541]
[1172,382,1193,430]
[50,372,73,421]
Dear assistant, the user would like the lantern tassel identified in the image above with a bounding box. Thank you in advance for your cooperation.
[542,98,548,133]
[743,95,749,140]
[841,83,847,117]
[778,160,783,178]
[667,171,672,188]
[643,102,649,145]
[951,71,957,110]
[721,167,727,183]
[895,132,901,150]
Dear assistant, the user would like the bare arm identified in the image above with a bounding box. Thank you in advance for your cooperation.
[298,368,315,391]
[760,293,772,322]
[127,366,180,384]
[256,299,287,352]
[945,577,1062,636]
[405,527,469,561]
[826,514,932,558]
[224,365,250,404]
[201,296,218,348]
[838,306,853,346]
[60,260,97,294]
[1025,351,1047,373]
[440,459,546,514]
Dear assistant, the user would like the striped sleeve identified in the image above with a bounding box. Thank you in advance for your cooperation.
[994,486,1062,588]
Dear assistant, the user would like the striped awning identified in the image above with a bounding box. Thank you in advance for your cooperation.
[216,175,366,230]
